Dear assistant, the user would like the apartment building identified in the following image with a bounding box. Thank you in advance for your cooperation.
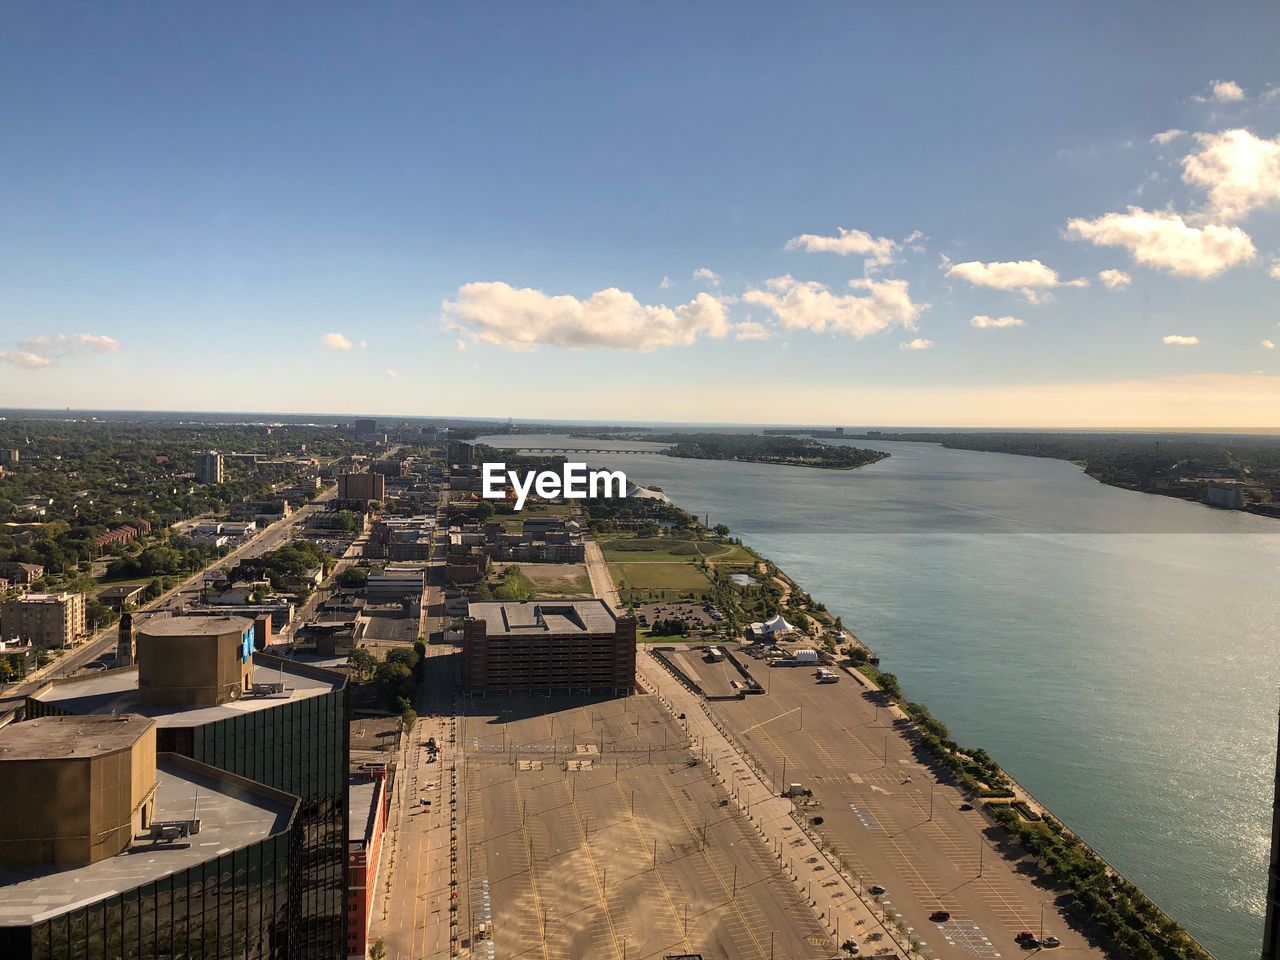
[0,592,86,648]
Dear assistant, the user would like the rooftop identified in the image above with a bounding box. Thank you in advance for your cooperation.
[4,592,76,604]
[468,599,618,636]
[348,776,382,847]
[31,654,343,728]
[139,614,252,637]
[0,714,152,761]
[0,754,296,926]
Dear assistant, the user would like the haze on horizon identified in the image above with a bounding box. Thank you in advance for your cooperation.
[1,3,1279,429]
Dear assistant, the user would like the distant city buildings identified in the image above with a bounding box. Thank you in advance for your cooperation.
[0,592,86,648]
[462,599,636,695]
[0,449,19,465]
[337,472,385,502]
[194,451,224,485]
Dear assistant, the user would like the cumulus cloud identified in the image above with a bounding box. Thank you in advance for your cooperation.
[1181,129,1280,222]
[693,267,722,287]
[321,332,355,351]
[899,338,933,350]
[386,369,399,379]
[1066,206,1256,278]
[441,282,730,351]
[1098,268,1132,290]
[1263,339,1276,350]
[1152,129,1186,146]
[1195,80,1245,103]
[1163,334,1200,345]
[0,351,54,369]
[659,276,672,290]
[970,315,1025,329]
[742,275,926,339]
[944,258,1086,300]
[734,321,770,341]
[785,226,904,272]
[1270,259,1280,280]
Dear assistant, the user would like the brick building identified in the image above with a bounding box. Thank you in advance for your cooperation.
[0,592,86,648]
[462,599,636,695]
[346,767,390,958]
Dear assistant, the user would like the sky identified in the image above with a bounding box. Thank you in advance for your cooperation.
[1,2,1280,429]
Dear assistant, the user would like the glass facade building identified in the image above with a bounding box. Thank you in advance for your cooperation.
[18,655,349,960]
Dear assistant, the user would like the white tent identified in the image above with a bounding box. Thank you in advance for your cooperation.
[761,614,796,637]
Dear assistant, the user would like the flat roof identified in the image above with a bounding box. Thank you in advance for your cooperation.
[31,656,343,728]
[139,615,252,637]
[0,714,153,760]
[348,777,381,846]
[0,755,296,927]
[468,599,617,636]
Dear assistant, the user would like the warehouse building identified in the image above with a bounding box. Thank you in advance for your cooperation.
[462,599,636,695]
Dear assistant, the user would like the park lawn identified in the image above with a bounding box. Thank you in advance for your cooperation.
[601,536,735,564]
[610,561,712,602]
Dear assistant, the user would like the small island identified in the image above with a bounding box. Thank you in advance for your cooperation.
[649,432,888,470]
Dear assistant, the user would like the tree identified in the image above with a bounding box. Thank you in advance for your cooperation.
[349,648,376,682]
[413,639,426,661]
[712,523,730,537]
[337,566,369,588]
[369,941,387,960]
[475,500,496,521]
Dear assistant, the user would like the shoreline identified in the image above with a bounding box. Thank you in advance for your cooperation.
[598,483,1217,960]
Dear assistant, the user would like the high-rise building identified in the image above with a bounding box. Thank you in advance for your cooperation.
[353,418,378,443]
[336,472,384,502]
[0,713,300,960]
[23,614,349,958]
[195,451,224,485]
[0,592,86,648]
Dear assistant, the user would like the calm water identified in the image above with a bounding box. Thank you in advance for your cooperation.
[480,434,1280,959]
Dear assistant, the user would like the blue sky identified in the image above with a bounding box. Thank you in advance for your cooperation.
[2,2,1279,427]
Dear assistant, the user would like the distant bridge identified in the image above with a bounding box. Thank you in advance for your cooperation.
[501,446,667,455]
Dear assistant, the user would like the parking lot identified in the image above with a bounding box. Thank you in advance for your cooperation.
[461,692,833,960]
[708,652,1105,958]
[665,647,749,699]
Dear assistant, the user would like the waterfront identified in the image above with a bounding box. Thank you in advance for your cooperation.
[480,433,1280,960]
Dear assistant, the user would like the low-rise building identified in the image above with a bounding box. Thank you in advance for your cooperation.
[346,766,391,959]
[462,599,636,695]
[0,592,86,648]
[98,583,145,610]
[0,562,42,586]
[366,568,426,602]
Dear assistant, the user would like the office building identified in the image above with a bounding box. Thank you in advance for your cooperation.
[346,767,390,959]
[24,614,349,958]
[337,472,385,502]
[0,592,86,648]
[0,713,299,960]
[195,451,224,485]
[462,599,636,695]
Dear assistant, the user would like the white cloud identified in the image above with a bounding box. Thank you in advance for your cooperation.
[899,338,933,350]
[0,351,54,369]
[456,339,468,352]
[1066,206,1256,278]
[659,276,672,290]
[734,321,770,341]
[441,283,730,351]
[1163,334,1200,345]
[1213,80,1244,102]
[19,333,121,355]
[1152,129,1186,146]
[945,258,1086,300]
[693,267,722,287]
[321,332,354,351]
[1181,129,1280,222]
[386,369,399,379]
[1270,259,1280,280]
[1263,339,1276,350]
[1098,268,1132,290]
[970,315,1025,329]
[785,227,903,272]
[742,275,926,339]
[359,339,368,350]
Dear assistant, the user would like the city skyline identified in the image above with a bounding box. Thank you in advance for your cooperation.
[2,3,1280,427]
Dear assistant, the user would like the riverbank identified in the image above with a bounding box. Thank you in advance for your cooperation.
[587,486,1214,960]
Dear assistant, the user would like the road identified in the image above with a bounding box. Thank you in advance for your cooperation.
[4,489,334,700]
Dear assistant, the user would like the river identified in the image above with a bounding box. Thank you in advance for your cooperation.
[477,433,1280,959]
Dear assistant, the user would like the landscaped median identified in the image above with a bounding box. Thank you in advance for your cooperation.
[851,663,1214,960]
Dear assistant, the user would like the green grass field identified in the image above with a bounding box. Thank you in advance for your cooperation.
[611,561,712,602]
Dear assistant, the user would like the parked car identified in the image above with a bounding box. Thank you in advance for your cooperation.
[958,802,974,811]
[868,884,886,896]
[1015,932,1035,942]
[929,910,951,922]
[1042,936,1061,948]
[1019,938,1041,950]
